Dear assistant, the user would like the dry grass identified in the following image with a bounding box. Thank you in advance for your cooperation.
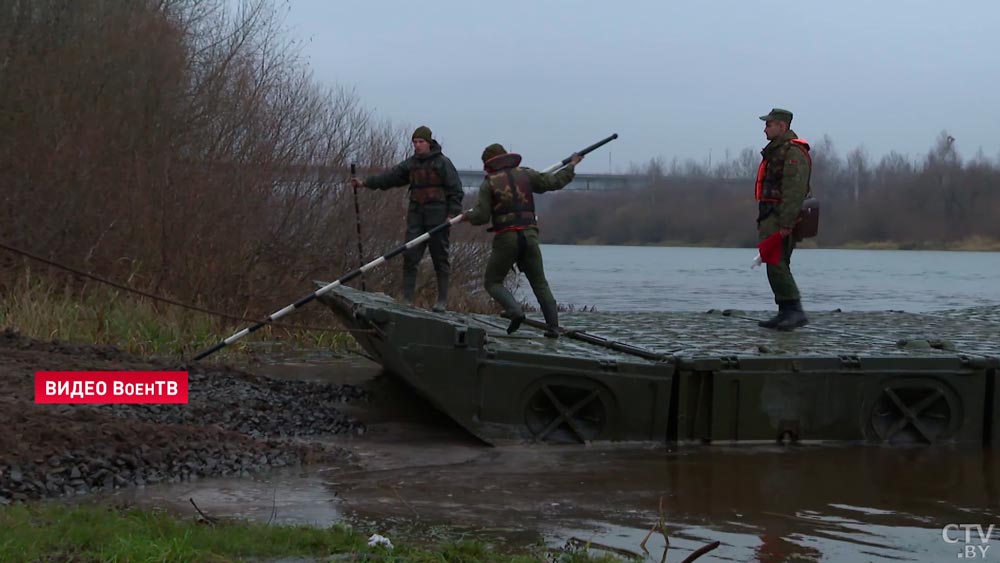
[0,271,358,359]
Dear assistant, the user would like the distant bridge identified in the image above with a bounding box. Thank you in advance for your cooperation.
[224,163,643,192]
[456,169,638,191]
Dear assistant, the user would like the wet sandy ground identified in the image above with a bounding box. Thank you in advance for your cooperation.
[120,356,1000,562]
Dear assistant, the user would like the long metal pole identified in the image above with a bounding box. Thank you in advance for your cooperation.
[192,214,467,360]
[541,133,618,173]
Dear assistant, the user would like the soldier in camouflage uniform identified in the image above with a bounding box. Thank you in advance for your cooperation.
[351,126,464,311]
[465,143,583,338]
[755,108,811,330]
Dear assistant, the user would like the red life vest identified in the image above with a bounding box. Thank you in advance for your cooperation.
[755,138,811,202]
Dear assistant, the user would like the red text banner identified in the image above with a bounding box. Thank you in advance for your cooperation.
[34,371,189,404]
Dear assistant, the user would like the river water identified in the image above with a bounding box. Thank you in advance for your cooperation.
[521,245,1000,313]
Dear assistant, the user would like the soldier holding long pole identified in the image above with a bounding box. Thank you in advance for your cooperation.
[192,134,617,360]
[464,144,583,338]
[350,126,463,312]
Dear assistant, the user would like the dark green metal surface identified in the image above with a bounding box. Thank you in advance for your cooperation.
[675,356,993,445]
[318,285,999,447]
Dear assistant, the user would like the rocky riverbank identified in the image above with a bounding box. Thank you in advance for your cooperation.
[0,329,367,503]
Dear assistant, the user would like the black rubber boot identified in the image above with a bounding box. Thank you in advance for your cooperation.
[433,272,449,312]
[489,287,525,334]
[502,311,526,334]
[402,270,416,306]
[776,300,809,331]
[403,271,417,307]
[540,299,560,339]
[759,300,792,329]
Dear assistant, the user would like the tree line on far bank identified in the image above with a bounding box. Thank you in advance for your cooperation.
[536,133,1000,249]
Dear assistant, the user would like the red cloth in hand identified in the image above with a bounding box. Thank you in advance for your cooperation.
[758,232,784,265]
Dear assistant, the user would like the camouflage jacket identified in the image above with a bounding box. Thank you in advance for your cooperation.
[363,140,464,215]
[757,129,811,228]
[466,153,575,228]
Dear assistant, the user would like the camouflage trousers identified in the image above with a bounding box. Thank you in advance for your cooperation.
[483,228,556,313]
[403,201,450,276]
[758,216,801,303]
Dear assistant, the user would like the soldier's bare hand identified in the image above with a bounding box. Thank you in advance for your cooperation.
[350,178,364,189]
[570,153,584,166]
[779,226,793,237]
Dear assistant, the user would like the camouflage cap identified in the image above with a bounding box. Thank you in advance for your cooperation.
[481,143,507,162]
[759,108,793,123]
[412,125,433,141]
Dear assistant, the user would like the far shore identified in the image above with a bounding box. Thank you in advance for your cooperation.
[545,236,1000,252]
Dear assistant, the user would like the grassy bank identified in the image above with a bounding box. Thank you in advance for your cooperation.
[0,503,621,563]
[0,274,357,361]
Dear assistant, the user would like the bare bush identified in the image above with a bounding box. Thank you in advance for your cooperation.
[0,0,493,326]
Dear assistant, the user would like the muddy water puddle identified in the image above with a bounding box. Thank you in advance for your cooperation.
[326,441,999,562]
[124,357,999,562]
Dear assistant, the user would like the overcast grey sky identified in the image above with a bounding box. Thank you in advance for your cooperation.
[278,0,998,173]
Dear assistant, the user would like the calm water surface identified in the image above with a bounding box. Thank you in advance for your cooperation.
[521,245,1000,312]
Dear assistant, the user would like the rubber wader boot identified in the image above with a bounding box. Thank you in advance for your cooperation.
[503,311,526,334]
[433,272,449,312]
[402,270,416,306]
[489,287,525,334]
[758,301,792,329]
[540,300,560,338]
[775,299,809,331]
